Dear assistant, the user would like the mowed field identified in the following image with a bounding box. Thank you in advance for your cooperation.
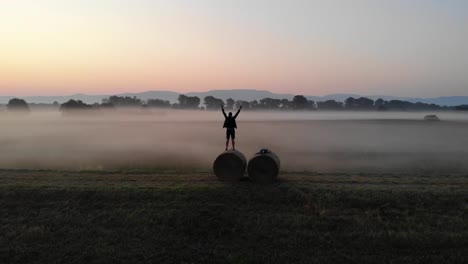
[1,169,468,263]
[1,111,468,263]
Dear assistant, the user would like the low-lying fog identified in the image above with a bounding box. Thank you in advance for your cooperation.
[1,110,467,173]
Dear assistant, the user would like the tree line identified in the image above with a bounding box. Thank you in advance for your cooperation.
[54,95,468,112]
[3,95,468,113]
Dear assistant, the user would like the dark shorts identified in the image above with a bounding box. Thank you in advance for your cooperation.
[226,128,235,139]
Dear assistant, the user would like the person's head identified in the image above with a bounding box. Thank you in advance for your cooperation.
[228,112,233,117]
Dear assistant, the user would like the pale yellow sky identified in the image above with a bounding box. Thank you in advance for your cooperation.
[1,0,467,96]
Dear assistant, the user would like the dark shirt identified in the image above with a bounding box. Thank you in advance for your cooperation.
[222,108,241,129]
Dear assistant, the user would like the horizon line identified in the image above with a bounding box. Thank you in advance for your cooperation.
[0,89,467,100]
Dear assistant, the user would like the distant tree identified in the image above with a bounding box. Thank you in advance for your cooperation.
[103,96,142,107]
[345,97,374,110]
[259,98,281,110]
[177,94,200,109]
[374,98,387,111]
[7,98,30,113]
[204,96,224,110]
[280,99,291,110]
[235,100,250,110]
[356,97,374,110]
[411,102,443,111]
[455,105,468,111]
[186,96,201,109]
[99,102,115,109]
[173,95,186,109]
[249,100,259,110]
[226,98,235,110]
[374,98,385,107]
[292,95,308,110]
[344,97,356,109]
[317,100,343,110]
[306,100,317,110]
[60,100,91,112]
[146,98,171,108]
[52,101,60,107]
[385,100,412,111]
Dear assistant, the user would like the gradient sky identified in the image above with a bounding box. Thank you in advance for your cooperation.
[1,0,467,97]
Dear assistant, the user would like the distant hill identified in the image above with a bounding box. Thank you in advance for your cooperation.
[117,91,180,102]
[186,89,295,102]
[1,90,467,106]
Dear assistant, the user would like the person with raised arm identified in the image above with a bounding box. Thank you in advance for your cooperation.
[221,104,242,150]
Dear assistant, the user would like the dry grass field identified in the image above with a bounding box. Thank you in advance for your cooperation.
[1,169,467,263]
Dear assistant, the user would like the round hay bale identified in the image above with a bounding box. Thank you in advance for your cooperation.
[248,149,280,184]
[213,150,247,182]
[424,114,440,121]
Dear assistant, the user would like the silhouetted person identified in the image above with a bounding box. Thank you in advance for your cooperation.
[222,104,242,150]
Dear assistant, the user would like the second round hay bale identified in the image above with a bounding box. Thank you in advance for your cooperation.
[213,150,247,182]
[248,149,280,184]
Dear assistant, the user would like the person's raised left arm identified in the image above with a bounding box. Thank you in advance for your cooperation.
[234,105,242,118]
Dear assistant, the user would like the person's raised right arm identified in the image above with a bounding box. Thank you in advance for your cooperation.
[221,104,227,118]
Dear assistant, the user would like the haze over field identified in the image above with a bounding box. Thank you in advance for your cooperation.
[1,110,467,172]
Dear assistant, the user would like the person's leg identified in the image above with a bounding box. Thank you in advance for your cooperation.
[225,130,229,150]
[232,130,236,150]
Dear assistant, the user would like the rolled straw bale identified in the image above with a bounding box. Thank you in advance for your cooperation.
[248,149,280,184]
[213,150,247,182]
